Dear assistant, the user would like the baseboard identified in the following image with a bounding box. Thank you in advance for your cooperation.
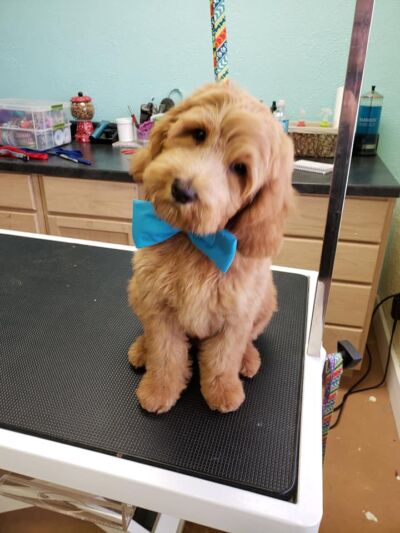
[371,300,400,437]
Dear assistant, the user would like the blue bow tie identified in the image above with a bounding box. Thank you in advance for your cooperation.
[132,200,237,272]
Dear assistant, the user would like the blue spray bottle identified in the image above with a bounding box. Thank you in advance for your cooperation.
[354,85,383,156]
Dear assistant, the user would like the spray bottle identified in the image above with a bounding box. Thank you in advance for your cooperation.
[353,85,383,155]
[273,99,289,133]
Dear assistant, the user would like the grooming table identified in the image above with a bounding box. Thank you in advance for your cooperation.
[0,230,323,532]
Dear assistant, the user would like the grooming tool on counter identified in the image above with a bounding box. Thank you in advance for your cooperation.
[293,159,334,175]
[158,88,182,113]
[140,99,156,123]
[167,88,183,103]
[128,106,139,127]
[58,153,91,165]
[89,121,118,144]
[70,92,95,143]
[112,140,142,149]
[158,98,174,113]
[91,120,109,139]
[0,146,28,161]
[47,147,91,165]
[0,145,48,161]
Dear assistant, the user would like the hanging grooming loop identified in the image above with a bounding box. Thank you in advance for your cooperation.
[208,0,376,357]
[308,0,375,356]
[209,0,229,81]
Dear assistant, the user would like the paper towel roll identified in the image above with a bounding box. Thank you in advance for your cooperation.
[333,86,344,128]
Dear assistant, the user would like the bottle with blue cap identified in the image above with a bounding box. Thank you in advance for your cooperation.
[354,85,383,156]
[273,99,289,133]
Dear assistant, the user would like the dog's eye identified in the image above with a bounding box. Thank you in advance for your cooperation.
[232,163,247,178]
[191,128,207,143]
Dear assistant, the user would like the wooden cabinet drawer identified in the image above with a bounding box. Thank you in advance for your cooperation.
[0,173,38,210]
[326,282,371,327]
[0,210,43,233]
[47,215,133,245]
[323,324,363,354]
[42,177,138,219]
[286,195,389,243]
[276,237,379,283]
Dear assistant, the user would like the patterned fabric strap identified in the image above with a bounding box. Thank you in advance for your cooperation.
[209,0,229,81]
[322,352,343,458]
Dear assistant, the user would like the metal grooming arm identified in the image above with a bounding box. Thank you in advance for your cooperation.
[308,0,375,356]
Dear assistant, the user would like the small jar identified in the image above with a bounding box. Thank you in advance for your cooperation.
[70,92,94,121]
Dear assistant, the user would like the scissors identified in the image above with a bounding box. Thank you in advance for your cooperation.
[47,147,92,165]
[0,145,48,161]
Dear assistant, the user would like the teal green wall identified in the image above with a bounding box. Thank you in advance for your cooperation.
[0,0,397,181]
[0,0,354,121]
[1,1,399,348]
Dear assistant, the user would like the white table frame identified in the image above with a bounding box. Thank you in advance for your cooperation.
[0,230,324,532]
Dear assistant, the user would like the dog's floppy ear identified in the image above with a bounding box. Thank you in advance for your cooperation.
[130,111,177,182]
[230,133,294,258]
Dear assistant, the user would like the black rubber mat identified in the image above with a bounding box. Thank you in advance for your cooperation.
[0,234,308,501]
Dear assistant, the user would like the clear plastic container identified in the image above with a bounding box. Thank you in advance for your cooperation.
[0,98,71,149]
[0,123,71,150]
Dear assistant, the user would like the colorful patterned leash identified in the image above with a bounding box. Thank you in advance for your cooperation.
[209,0,343,461]
[322,352,344,458]
[209,0,229,81]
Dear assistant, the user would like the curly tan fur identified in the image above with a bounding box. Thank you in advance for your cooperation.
[128,81,294,413]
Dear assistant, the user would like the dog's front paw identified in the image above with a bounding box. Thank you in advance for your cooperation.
[128,336,146,368]
[240,343,261,378]
[202,377,245,413]
[136,373,182,414]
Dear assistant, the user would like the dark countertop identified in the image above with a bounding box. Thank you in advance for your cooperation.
[0,142,399,198]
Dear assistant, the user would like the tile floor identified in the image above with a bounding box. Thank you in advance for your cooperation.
[1,341,399,532]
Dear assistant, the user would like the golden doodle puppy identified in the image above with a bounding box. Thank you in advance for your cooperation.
[128,81,294,414]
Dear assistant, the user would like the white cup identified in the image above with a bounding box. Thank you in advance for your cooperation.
[116,117,135,142]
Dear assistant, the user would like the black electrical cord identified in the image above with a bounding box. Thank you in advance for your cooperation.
[330,292,399,430]
[358,320,397,392]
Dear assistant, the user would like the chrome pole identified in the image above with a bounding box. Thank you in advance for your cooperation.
[307,0,375,355]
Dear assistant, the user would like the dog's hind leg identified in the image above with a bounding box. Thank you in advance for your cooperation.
[251,285,277,340]
[128,335,147,368]
[240,282,277,378]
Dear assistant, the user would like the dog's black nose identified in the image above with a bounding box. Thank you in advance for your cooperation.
[171,178,197,204]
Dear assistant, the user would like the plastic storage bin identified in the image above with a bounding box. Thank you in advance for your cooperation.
[0,98,71,150]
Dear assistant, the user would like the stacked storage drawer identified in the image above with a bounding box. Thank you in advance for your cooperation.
[0,173,45,233]
[275,194,394,355]
[0,99,71,150]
